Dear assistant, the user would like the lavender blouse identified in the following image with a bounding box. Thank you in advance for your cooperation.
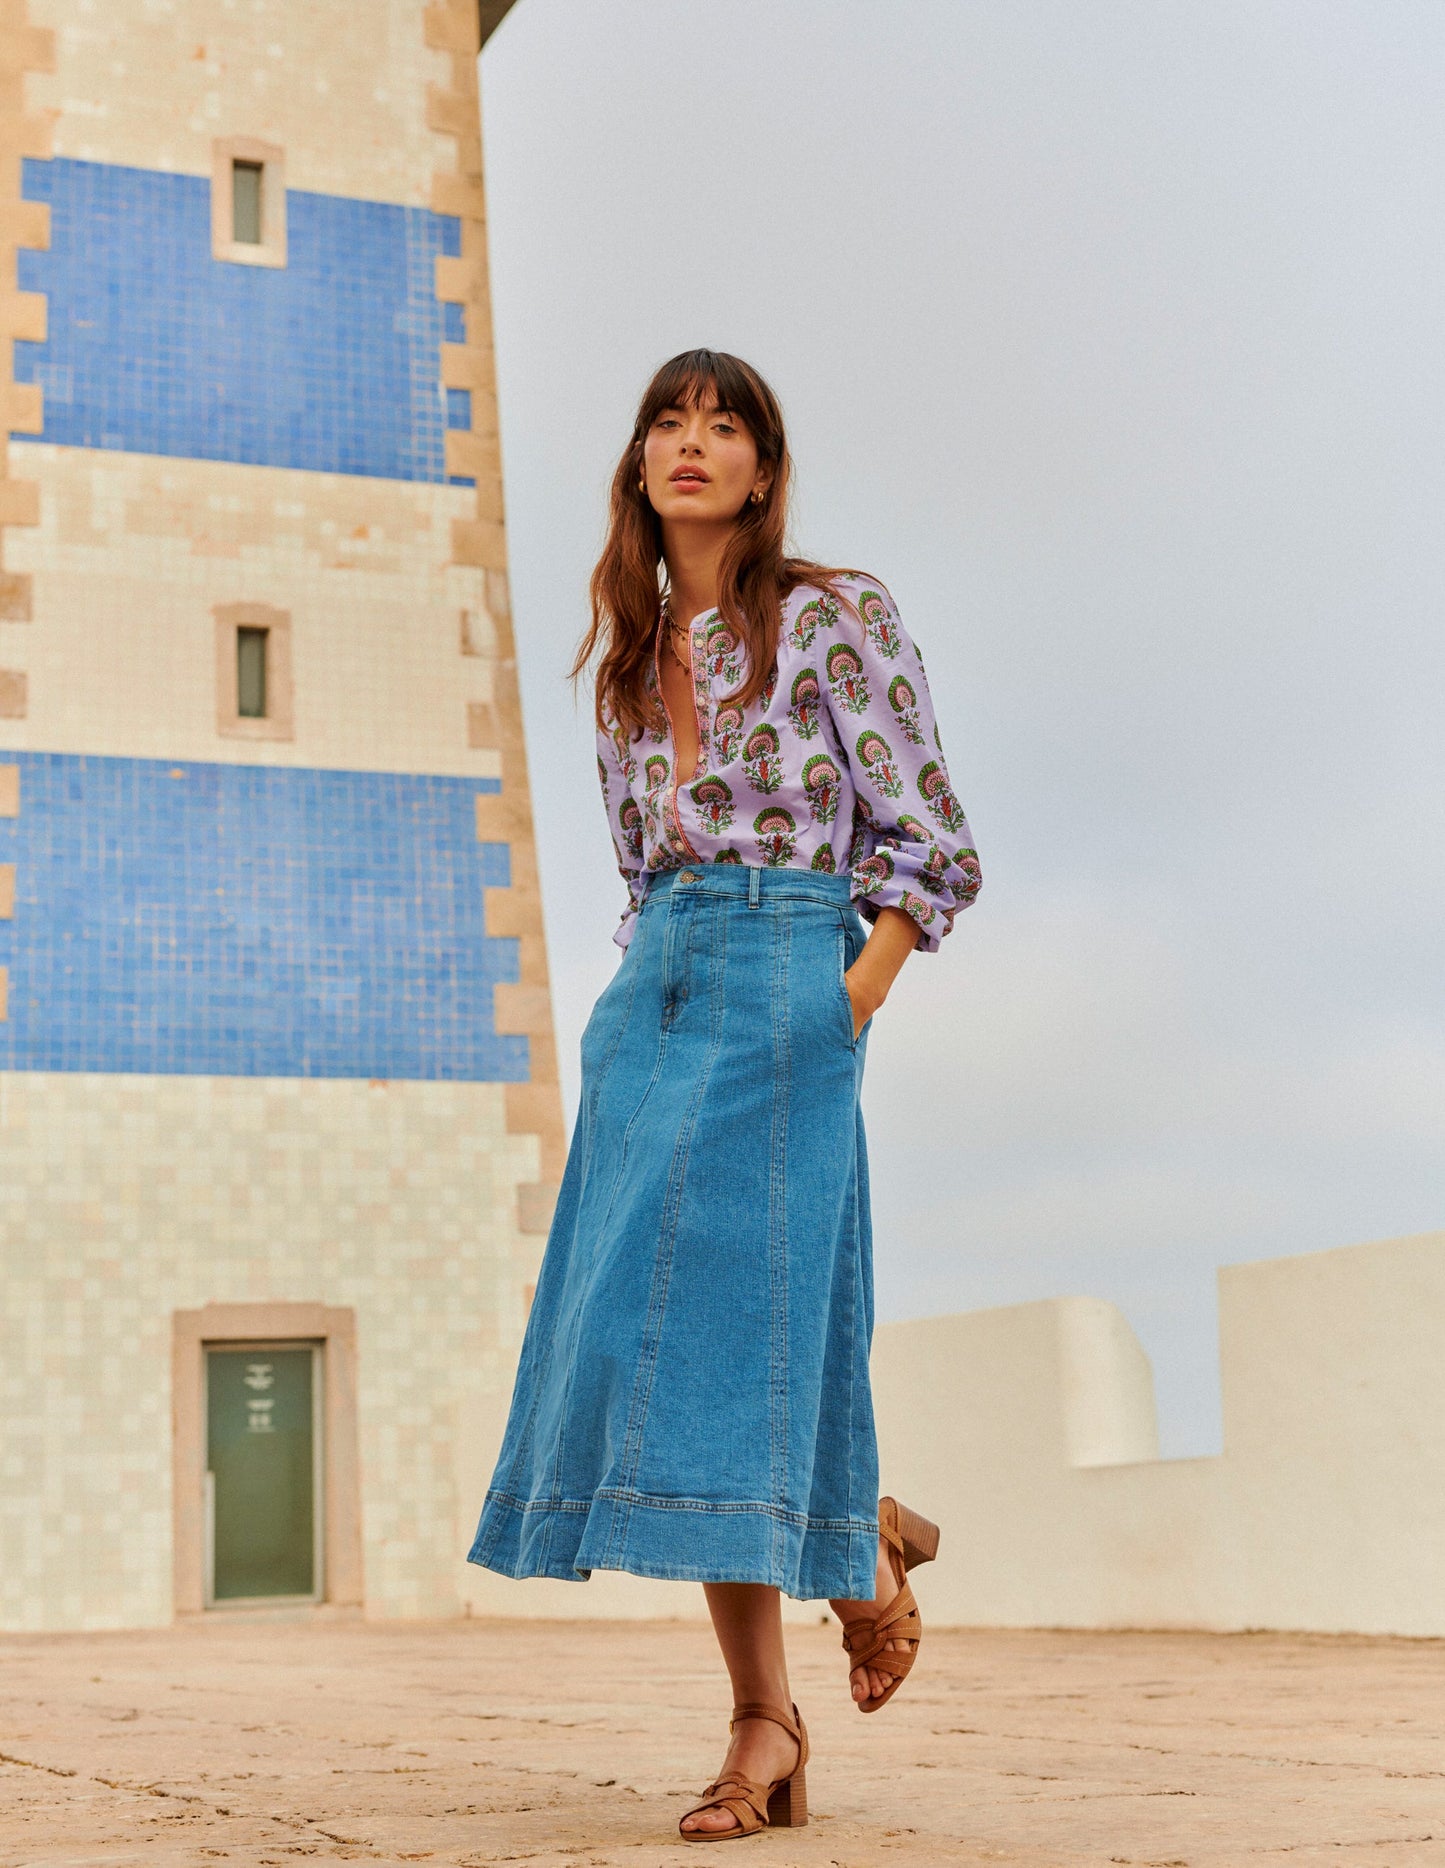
[596,575,981,954]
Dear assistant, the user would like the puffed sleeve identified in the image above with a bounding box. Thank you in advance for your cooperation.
[829,578,981,953]
[596,704,648,949]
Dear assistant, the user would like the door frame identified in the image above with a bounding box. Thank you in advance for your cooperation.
[172,1303,362,1617]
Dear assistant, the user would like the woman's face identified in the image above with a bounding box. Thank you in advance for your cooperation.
[641,398,770,527]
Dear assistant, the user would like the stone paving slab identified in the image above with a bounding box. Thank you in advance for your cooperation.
[1,1617,1442,1866]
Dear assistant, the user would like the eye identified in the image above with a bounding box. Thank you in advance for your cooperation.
[713,419,737,436]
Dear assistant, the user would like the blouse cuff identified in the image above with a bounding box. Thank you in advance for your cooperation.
[852,876,955,954]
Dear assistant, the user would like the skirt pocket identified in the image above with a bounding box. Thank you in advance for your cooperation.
[833,914,863,1051]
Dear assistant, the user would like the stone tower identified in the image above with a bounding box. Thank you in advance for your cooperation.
[0,0,562,1628]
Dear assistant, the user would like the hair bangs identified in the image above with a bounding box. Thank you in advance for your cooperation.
[635,349,781,459]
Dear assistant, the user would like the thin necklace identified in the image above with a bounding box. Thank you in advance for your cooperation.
[660,603,692,677]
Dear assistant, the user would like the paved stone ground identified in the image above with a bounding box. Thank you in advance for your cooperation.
[1,1617,1442,1867]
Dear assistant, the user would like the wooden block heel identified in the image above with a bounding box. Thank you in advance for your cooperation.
[765,1761,808,1828]
[840,1495,940,1715]
[679,1702,809,1842]
[894,1500,941,1570]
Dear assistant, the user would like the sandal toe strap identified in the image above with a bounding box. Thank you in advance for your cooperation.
[682,1775,771,1834]
[857,1644,916,1682]
[841,1584,921,1666]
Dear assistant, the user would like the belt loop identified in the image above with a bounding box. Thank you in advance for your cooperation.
[748,864,761,908]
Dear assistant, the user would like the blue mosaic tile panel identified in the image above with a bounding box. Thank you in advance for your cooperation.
[13,157,475,486]
[0,753,526,1082]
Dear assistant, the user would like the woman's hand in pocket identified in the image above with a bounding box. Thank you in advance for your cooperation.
[843,964,884,1042]
[843,906,922,1039]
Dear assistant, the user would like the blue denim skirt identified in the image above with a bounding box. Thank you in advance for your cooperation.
[466,862,881,1602]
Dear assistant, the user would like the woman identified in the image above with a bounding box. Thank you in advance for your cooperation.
[467,349,980,1842]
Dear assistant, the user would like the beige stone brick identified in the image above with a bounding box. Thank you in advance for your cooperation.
[0,21,54,76]
[475,790,530,844]
[492,983,553,1037]
[467,469,506,526]
[0,478,39,526]
[0,862,13,917]
[443,430,502,486]
[516,1179,559,1236]
[0,287,45,343]
[0,669,26,716]
[452,517,507,571]
[0,571,30,618]
[423,2,480,55]
[482,886,543,942]
[505,1083,566,1181]
[425,81,476,141]
[0,107,53,161]
[498,839,539,895]
[0,196,48,245]
[0,289,46,343]
[440,342,497,395]
[0,764,16,814]
[1,382,41,435]
[429,173,487,222]
[434,253,488,305]
[466,700,499,750]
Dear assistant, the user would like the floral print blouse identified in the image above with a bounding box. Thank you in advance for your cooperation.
[595,575,981,954]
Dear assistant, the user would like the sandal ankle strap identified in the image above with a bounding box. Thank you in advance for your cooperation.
[728,1701,801,1740]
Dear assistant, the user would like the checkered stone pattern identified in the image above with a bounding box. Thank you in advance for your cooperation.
[0,1071,538,1630]
[0,753,523,1082]
[16,157,473,486]
[0,0,567,1630]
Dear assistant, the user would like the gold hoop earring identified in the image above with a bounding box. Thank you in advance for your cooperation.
[638,474,646,494]
[751,487,765,506]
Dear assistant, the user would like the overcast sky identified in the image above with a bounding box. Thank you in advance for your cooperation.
[479,0,1445,1456]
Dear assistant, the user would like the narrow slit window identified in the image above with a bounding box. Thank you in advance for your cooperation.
[232,160,264,245]
[237,626,268,718]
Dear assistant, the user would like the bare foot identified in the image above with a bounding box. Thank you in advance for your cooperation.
[829,1531,914,1708]
[679,1715,801,1837]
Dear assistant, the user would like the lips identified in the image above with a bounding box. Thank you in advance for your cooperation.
[669,467,710,484]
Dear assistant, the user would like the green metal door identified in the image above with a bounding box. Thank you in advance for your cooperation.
[206,1344,320,1602]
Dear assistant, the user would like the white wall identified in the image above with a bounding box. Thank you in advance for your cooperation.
[460,1228,1445,1635]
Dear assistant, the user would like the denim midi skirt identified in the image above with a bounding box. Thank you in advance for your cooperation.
[467,862,881,1602]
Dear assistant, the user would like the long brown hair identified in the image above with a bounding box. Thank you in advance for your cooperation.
[573,349,853,738]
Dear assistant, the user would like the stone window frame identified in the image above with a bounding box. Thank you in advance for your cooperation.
[211,136,287,269]
[172,1303,363,1617]
[214,601,294,741]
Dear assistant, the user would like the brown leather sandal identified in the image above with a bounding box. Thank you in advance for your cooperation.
[678,1701,809,1842]
[840,1496,940,1714]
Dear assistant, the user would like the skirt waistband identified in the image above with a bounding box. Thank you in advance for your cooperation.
[641,863,857,911]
